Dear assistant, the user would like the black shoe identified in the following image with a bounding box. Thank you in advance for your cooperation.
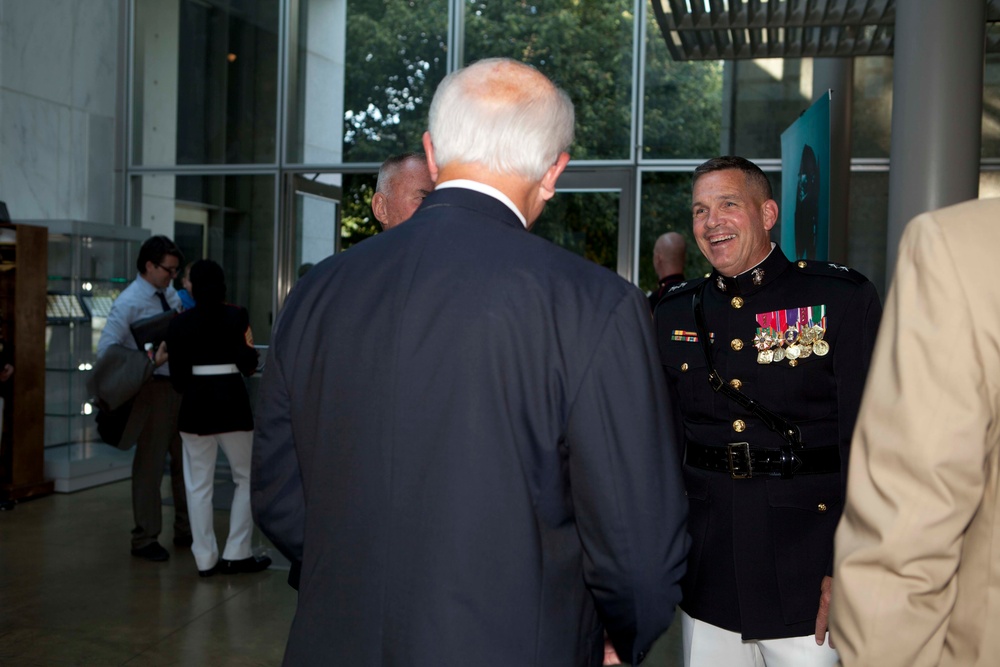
[221,555,272,574]
[131,542,170,562]
[173,533,193,548]
[198,563,219,578]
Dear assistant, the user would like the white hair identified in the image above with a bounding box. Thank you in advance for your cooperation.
[428,58,575,182]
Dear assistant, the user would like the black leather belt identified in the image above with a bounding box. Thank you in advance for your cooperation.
[685,441,840,479]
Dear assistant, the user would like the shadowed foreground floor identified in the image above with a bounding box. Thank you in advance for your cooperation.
[0,478,681,666]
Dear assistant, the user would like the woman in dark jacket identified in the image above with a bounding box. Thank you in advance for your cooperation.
[166,259,270,576]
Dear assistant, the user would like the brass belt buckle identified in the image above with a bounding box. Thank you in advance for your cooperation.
[727,442,752,479]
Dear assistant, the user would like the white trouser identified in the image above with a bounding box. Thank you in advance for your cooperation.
[681,610,839,667]
[180,430,254,571]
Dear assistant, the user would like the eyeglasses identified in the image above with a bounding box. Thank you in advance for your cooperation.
[155,263,180,276]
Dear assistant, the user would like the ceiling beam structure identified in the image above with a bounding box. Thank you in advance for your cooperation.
[651,0,1000,61]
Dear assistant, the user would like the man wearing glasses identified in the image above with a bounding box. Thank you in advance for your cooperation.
[97,235,191,562]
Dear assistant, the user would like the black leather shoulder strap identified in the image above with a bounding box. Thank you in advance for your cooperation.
[691,281,803,447]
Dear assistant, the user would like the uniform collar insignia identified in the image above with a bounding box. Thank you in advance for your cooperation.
[710,245,791,297]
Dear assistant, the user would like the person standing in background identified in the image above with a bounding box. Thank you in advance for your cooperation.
[649,231,687,313]
[371,152,434,231]
[176,262,196,310]
[97,235,191,562]
[166,259,269,577]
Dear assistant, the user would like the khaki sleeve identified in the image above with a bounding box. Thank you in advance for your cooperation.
[832,212,993,666]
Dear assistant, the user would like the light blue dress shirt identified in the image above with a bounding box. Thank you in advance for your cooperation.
[97,273,181,376]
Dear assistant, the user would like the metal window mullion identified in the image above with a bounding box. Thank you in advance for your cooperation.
[448,0,464,72]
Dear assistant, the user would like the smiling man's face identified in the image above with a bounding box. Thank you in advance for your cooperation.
[691,169,777,277]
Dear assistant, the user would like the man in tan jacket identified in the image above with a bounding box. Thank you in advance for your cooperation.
[832,197,1000,666]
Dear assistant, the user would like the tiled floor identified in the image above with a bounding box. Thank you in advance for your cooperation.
[0,478,682,666]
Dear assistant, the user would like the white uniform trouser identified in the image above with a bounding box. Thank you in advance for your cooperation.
[180,430,254,572]
[681,610,839,667]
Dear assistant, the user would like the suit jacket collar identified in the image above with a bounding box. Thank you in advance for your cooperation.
[418,187,527,232]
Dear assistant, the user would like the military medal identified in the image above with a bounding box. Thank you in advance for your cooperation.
[752,306,831,366]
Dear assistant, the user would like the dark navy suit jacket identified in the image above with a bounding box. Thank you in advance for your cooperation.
[252,186,688,666]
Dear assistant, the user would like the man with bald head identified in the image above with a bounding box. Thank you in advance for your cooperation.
[371,152,434,231]
[649,231,687,312]
[253,57,688,667]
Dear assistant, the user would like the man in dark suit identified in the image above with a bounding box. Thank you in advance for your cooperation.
[251,58,688,667]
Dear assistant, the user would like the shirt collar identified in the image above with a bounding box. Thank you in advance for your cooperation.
[435,180,527,228]
[135,272,160,294]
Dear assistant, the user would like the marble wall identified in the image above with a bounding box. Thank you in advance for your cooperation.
[0,0,121,223]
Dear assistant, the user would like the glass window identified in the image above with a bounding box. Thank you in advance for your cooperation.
[131,174,276,343]
[852,57,893,159]
[340,173,380,249]
[723,59,816,159]
[638,171,709,294]
[307,0,450,164]
[132,0,280,166]
[464,0,635,160]
[846,170,888,297]
[533,191,620,272]
[641,10,723,159]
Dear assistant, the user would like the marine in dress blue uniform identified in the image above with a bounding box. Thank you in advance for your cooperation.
[654,157,881,667]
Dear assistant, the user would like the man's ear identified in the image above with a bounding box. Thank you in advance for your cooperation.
[539,152,571,202]
[761,199,779,232]
[422,132,439,182]
[371,193,388,228]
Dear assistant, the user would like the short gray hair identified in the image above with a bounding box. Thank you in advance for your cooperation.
[376,152,426,194]
[428,58,575,182]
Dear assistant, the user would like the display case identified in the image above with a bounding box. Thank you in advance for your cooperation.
[17,220,150,492]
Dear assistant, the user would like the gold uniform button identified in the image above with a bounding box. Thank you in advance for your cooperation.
[729,378,742,390]
[680,362,689,372]
[731,296,744,309]
[731,338,744,351]
[732,419,746,433]
[797,260,807,268]
[817,503,828,513]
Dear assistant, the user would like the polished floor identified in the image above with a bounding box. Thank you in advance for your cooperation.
[0,478,682,666]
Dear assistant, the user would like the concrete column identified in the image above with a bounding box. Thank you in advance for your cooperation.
[813,58,853,264]
[885,0,985,284]
[135,0,180,238]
